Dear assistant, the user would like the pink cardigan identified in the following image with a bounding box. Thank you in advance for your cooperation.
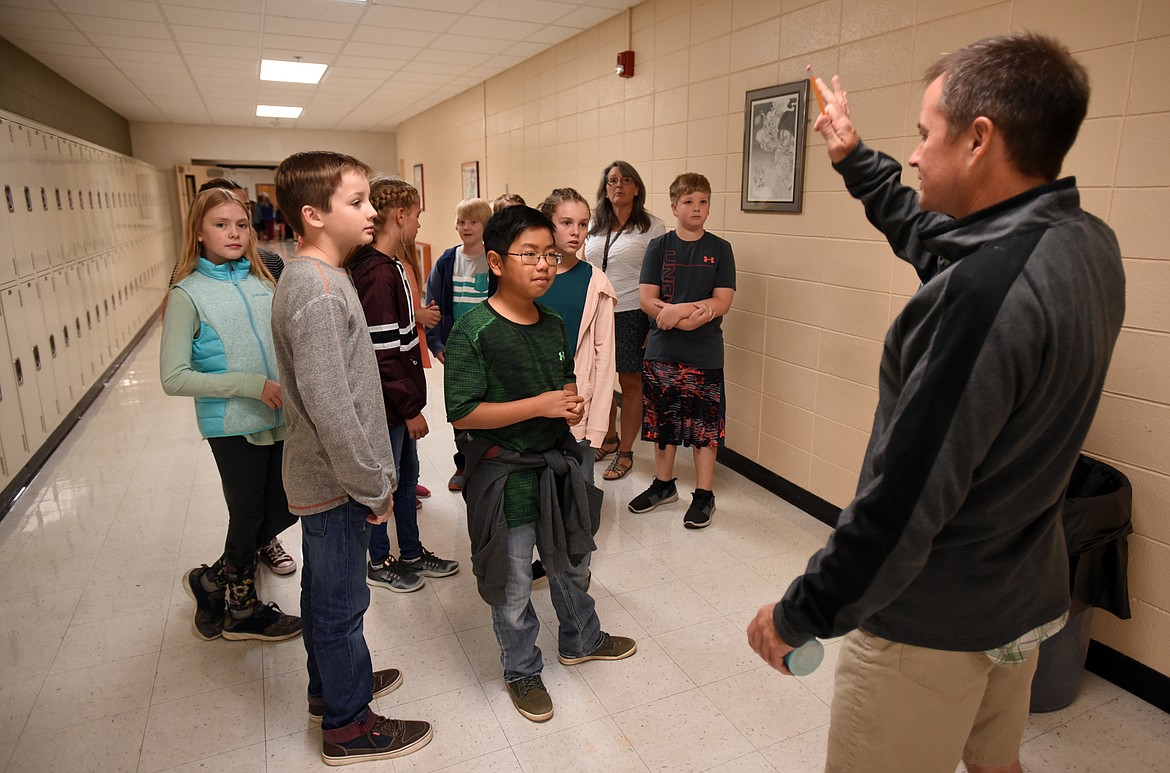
[569,265,617,447]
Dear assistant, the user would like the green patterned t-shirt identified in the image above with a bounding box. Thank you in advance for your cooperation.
[444,301,576,526]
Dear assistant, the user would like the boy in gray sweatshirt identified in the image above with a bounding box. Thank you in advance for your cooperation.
[271,151,432,767]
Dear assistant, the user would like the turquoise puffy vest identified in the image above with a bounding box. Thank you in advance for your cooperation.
[175,257,281,438]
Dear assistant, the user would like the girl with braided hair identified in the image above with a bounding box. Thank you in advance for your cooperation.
[349,176,460,593]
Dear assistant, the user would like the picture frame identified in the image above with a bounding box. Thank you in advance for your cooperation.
[741,80,809,213]
[413,163,425,212]
[461,160,479,200]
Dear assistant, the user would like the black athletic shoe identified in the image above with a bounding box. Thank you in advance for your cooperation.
[683,490,715,529]
[221,601,302,642]
[628,478,678,514]
[183,565,226,641]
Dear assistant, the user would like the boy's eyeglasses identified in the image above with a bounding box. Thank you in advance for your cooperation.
[506,251,564,265]
[606,176,634,187]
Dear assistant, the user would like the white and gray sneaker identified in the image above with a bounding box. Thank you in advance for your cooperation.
[367,558,424,593]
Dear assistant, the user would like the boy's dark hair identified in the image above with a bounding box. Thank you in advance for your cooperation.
[924,31,1088,180]
[274,151,372,236]
[483,205,555,258]
[668,173,711,205]
[198,177,247,194]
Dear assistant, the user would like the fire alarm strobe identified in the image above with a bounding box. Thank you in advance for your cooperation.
[615,50,635,78]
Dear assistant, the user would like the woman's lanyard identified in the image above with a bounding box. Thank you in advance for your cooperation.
[602,227,623,272]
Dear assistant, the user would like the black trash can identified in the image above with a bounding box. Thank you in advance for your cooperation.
[1030,455,1132,713]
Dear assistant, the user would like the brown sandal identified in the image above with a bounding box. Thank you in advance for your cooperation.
[603,451,634,481]
[595,435,620,462]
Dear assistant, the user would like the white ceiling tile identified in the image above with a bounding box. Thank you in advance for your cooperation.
[85,33,178,53]
[467,0,577,25]
[6,39,102,58]
[358,6,459,33]
[106,49,185,64]
[332,51,419,69]
[261,35,345,56]
[502,40,551,59]
[177,40,252,59]
[412,48,490,67]
[0,24,90,45]
[115,60,189,74]
[426,33,512,55]
[51,0,162,22]
[0,7,73,29]
[554,4,626,30]
[446,15,542,39]
[169,25,259,48]
[262,15,352,40]
[386,69,454,85]
[161,0,261,11]
[340,41,426,61]
[161,5,259,31]
[264,0,365,23]
[525,24,583,45]
[377,0,479,12]
[68,15,169,37]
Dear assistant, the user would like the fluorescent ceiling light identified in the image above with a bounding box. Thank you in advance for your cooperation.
[260,59,327,84]
[256,104,303,118]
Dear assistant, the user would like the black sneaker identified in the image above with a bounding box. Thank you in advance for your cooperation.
[367,559,425,593]
[628,477,678,514]
[183,565,226,641]
[448,469,464,491]
[684,490,715,529]
[222,601,302,642]
[505,674,554,722]
[321,715,433,766]
[309,668,403,723]
[399,547,460,578]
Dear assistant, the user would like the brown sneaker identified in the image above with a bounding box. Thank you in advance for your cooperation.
[309,668,404,723]
[505,674,554,722]
[558,633,637,665]
[321,716,432,766]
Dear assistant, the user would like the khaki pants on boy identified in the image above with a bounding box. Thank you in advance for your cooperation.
[827,628,1038,772]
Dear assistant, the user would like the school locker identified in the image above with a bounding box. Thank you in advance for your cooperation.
[62,262,92,385]
[1,284,49,450]
[4,127,34,279]
[0,301,32,484]
[80,256,111,372]
[40,271,84,406]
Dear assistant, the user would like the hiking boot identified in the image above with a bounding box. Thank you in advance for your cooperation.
[321,715,433,766]
[222,601,302,642]
[558,632,637,665]
[505,675,553,722]
[183,565,226,641]
[257,538,297,576]
[309,668,403,723]
[399,547,459,578]
[367,559,424,593]
[448,469,465,491]
[628,477,678,514]
[683,490,715,529]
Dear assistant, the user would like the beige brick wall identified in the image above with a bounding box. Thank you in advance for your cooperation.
[398,0,1170,678]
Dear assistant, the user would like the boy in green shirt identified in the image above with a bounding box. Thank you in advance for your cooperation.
[444,205,636,723]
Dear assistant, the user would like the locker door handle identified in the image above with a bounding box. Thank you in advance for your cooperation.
[63,325,70,346]
[14,358,22,386]
[33,345,41,371]
[50,334,57,358]
[4,185,12,213]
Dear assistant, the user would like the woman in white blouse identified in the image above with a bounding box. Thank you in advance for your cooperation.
[583,161,666,481]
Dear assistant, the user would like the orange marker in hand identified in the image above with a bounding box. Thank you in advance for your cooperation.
[806,64,826,114]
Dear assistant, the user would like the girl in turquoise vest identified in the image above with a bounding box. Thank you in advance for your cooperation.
[161,188,301,643]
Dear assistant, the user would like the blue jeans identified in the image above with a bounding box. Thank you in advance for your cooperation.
[301,498,376,738]
[369,424,422,564]
[491,521,603,682]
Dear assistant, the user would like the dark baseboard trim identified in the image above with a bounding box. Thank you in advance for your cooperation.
[1086,639,1170,713]
[719,446,1170,711]
[719,446,841,528]
[0,307,161,520]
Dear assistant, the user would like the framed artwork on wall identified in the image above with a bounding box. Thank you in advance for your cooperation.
[413,163,425,212]
[741,80,809,213]
[461,161,479,200]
